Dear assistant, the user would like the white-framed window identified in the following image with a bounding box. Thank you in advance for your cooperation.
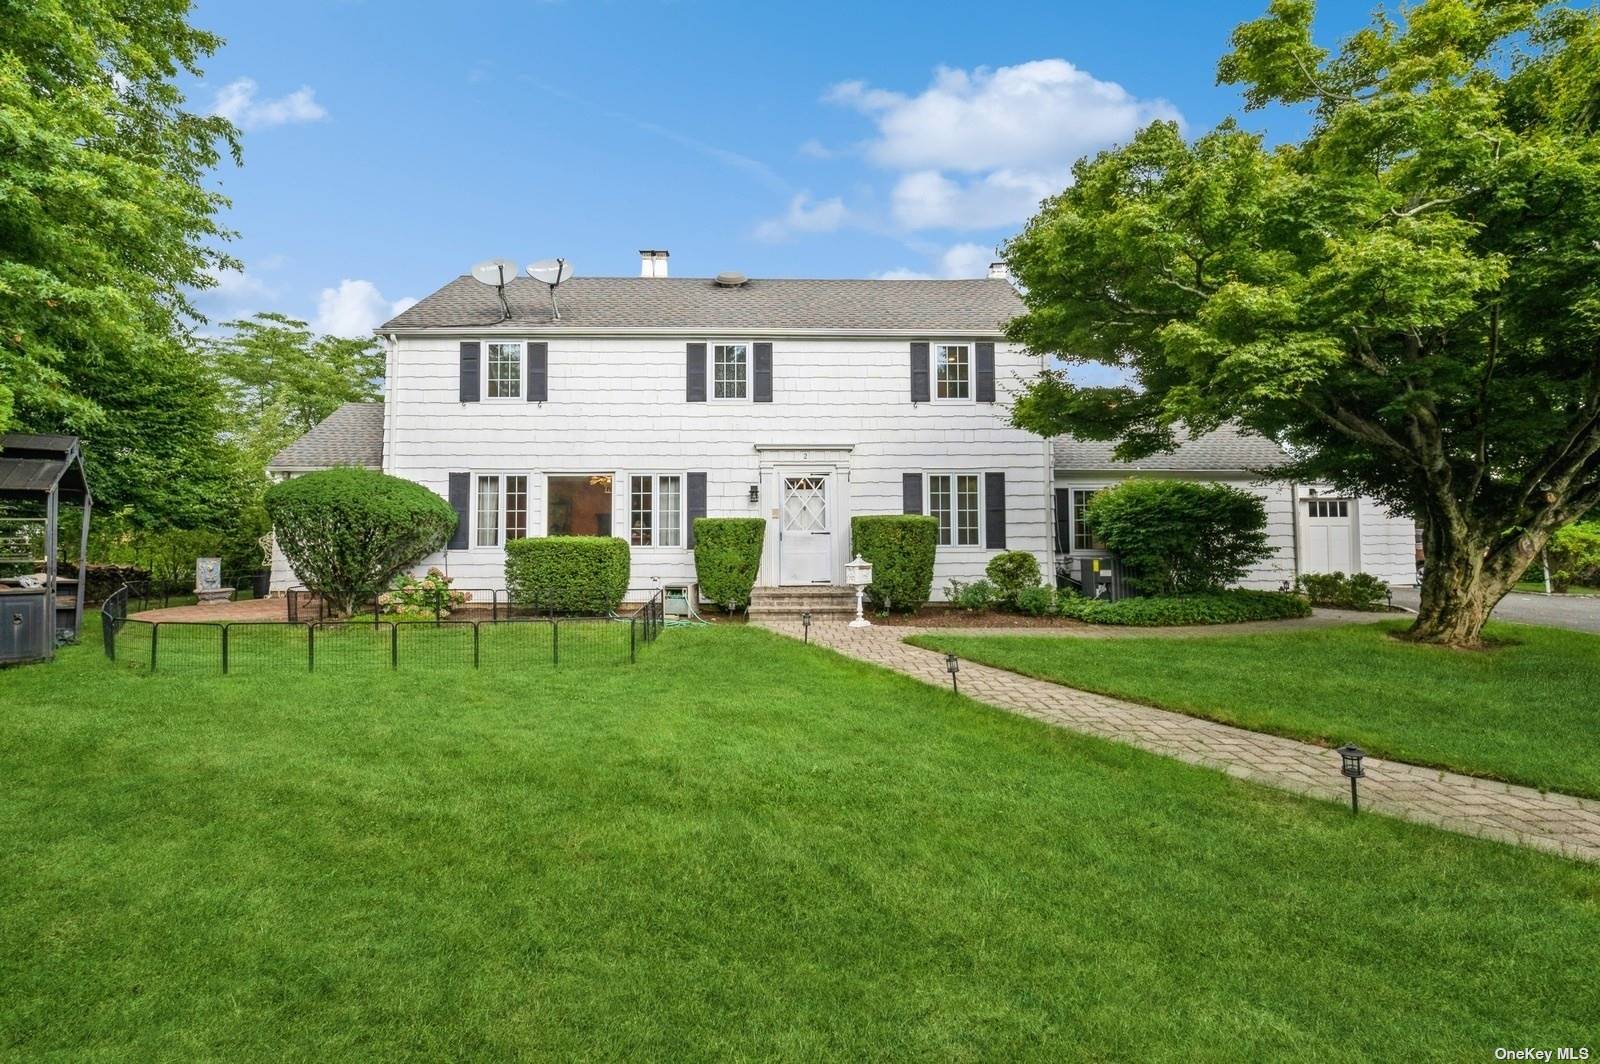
[547,474,614,536]
[712,342,749,400]
[486,341,523,399]
[629,474,683,547]
[474,473,530,548]
[1306,498,1350,518]
[928,472,981,547]
[1072,489,1106,552]
[934,343,971,401]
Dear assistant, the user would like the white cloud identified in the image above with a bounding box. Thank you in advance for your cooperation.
[209,78,328,130]
[753,192,850,241]
[798,138,839,160]
[313,280,417,338]
[875,241,997,281]
[192,266,280,326]
[827,59,1180,231]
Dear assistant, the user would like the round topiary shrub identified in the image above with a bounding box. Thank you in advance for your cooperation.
[505,536,631,614]
[693,518,766,610]
[985,550,1042,607]
[1085,478,1272,596]
[265,468,457,615]
[851,515,938,612]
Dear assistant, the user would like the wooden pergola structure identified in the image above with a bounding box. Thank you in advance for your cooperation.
[0,434,92,664]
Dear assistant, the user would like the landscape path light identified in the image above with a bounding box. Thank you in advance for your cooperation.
[945,652,960,694]
[801,610,812,644]
[1338,744,1366,814]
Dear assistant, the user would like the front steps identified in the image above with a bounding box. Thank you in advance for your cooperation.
[746,585,859,620]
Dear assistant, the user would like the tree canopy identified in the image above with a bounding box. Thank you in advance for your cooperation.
[1004,0,1600,645]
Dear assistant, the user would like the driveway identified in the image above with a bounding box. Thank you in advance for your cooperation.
[1390,587,1600,634]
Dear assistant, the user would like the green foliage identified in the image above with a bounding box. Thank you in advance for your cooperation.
[1003,1,1600,644]
[1,0,245,530]
[946,578,998,611]
[505,536,631,615]
[1546,522,1600,592]
[1296,571,1390,611]
[985,551,1043,607]
[381,567,469,618]
[1084,480,1272,595]
[1014,585,1058,616]
[692,518,766,610]
[265,468,456,614]
[1056,590,1311,626]
[851,515,938,612]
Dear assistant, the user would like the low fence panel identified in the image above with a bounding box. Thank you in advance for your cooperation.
[394,621,478,671]
[151,622,225,674]
[226,622,313,676]
[310,622,393,673]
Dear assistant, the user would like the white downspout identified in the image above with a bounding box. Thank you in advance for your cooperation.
[383,333,398,475]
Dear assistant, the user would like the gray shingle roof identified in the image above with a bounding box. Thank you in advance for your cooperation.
[268,402,384,471]
[1053,424,1288,473]
[381,276,1024,333]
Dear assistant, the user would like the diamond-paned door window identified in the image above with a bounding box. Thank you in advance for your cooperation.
[782,476,828,532]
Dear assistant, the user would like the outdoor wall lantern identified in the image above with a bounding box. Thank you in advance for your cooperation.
[845,555,873,629]
[748,484,760,504]
[945,652,960,694]
[802,610,812,643]
[1338,744,1366,813]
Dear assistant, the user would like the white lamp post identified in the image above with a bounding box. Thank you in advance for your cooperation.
[845,554,874,629]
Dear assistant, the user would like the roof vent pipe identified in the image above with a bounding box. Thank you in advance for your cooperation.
[714,271,748,287]
[640,250,669,278]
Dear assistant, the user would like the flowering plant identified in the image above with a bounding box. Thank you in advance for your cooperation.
[383,567,469,617]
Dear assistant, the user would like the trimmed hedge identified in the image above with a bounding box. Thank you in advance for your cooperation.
[1056,589,1311,626]
[852,515,938,612]
[986,551,1042,606]
[1296,571,1389,611]
[265,468,457,615]
[505,536,630,614]
[694,518,766,610]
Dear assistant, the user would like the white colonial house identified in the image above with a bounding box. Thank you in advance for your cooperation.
[268,251,1415,605]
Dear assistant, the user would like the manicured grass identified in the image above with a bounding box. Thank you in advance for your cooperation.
[2,619,1597,1058]
[1515,581,1600,596]
[910,620,1600,799]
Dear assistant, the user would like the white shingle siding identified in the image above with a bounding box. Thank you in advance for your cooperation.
[361,334,1050,602]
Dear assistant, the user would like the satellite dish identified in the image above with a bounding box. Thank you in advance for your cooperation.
[527,259,573,286]
[470,257,520,288]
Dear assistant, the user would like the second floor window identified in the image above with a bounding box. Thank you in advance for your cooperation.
[935,344,970,400]
[486,341,522,398]
[929,473,980,546]
[713,343,748,399]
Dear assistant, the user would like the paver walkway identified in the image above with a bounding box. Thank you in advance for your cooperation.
[756,617,1600,863]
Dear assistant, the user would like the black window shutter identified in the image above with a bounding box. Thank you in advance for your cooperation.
[686,472,707,547]
[976,341,996,402]
[910,342,930,403]
[686,343,707,402]
[459,342,480,403]
[902,473,922,515]
[447,473,470,550]
[527,342,547,402]
[753,342,773,402]
[985,472,1007,549]
[1054,487,1072,552]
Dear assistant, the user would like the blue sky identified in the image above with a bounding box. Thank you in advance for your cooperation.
[187,0,1379,337]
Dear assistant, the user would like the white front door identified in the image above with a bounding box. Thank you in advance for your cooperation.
[1303,498,1356,574]
[779,473,834,584]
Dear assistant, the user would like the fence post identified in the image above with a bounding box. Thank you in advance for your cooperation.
[630,617,636,664]
[553,618,559,666]
[391,622,398,669]
[434,587,442,627]
[473,622,480,669]
[308,624,315,672]
[221,624,229,675]
[151,623,159,673]
[492,590,498,623]
[374,593,381,628]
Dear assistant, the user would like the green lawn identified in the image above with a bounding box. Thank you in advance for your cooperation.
[1515,580,1600,596]
[910,620,1600,799]
[2,620,1597,1059]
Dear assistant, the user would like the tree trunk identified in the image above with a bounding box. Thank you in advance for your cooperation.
[1405,522,1538,647]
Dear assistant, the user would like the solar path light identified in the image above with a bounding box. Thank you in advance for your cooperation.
[946,652,960,694]
[1338,744,1366,813]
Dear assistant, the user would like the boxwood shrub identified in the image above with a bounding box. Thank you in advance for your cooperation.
[505,536,630,614]
[985,550,1042,606]
[265,467,457,615]
[851,515,938,612]
[1056,589,1310,626]
[693,518,766,610]
[1295,571,1389,611]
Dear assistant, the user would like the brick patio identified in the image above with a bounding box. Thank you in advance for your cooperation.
[755,617,1600,864]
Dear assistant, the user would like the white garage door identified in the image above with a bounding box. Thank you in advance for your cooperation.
[1303,498,1355,574]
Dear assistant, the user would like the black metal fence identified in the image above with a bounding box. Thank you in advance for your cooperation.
[102,586,666,675]
[118,569,270,612]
